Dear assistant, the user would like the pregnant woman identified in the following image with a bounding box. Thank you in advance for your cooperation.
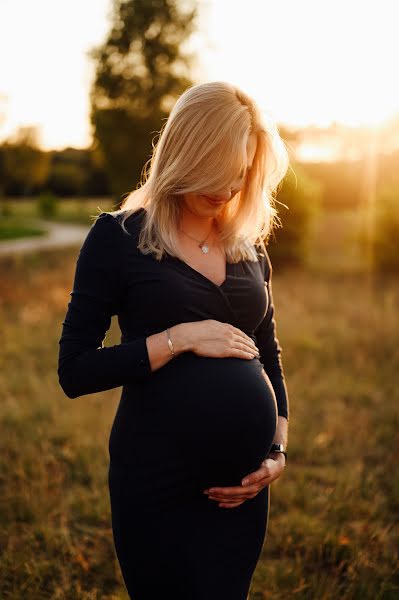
[58,81,290,600]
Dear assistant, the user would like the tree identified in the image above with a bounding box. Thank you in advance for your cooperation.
[372,185,399,273]
[2,126,50,196]
[88,0,199,201]
[267,163,322,267]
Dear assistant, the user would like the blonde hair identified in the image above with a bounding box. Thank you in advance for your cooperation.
[104,80,289,263]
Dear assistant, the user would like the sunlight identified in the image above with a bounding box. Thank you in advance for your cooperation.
[199,0,399,130]
[0,0,111,150]
[0,0,398,151]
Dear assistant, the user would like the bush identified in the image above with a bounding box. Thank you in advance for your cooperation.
[267,163,322,267]
[46,162,88,196]
[0,199,13,216]
[373,186,399,273]
[36,190,59,218]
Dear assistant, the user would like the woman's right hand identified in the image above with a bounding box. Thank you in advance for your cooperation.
[176,320,260,360]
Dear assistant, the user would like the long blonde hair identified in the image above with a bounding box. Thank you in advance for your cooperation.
[106,80,289,263]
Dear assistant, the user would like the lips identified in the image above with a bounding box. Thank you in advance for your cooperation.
[204,195,224,205]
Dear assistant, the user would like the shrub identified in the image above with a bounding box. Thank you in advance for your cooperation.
[373,185,399,273]
[267,163,322,267]
[0,199,13,216]
[36,190,59,218]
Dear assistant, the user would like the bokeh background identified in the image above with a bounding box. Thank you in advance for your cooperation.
[0,1,398,598]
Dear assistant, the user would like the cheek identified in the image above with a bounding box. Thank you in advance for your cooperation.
[184,193,205,206]
[187,194,216,213]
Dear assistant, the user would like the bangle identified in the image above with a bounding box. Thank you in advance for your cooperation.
[166,328,175,357]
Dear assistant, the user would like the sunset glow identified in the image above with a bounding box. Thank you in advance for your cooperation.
[0,0,398,151]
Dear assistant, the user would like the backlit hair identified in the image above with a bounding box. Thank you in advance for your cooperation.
[104,80,289,263]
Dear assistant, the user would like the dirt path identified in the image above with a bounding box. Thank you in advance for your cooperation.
[0,220,90,257]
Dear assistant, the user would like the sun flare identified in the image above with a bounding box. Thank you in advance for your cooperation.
[0,0,398,152]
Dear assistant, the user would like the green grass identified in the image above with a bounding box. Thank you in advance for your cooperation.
[1,197,117,226]
[0,216,47,240]
[0,220,398,598]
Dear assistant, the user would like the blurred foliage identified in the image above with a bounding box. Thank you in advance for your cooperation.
[372,185,399,273]
[47,162,88,197]
[301,159,363,209]
[0,199,13,217]
[1,127,50,195]
[36,190,59,218]
[267,163,322,267]
[300,149,399,210]
[46,147,110,197]
[88,0,199,201]
[0,216,46,240]
[0,134,111,198]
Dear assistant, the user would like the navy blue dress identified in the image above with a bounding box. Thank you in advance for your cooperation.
[58,208,289,599]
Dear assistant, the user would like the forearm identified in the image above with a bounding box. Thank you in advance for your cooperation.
[58,322,193,399]
[254,265,290,421]
[146,323,192,371]
[271,414,288,448]
[58,336,151,398]
[267,415,288,466]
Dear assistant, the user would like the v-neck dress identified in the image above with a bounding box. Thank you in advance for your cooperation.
[58,208,290,600]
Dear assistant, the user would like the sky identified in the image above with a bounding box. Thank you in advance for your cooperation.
[0,0,398,151]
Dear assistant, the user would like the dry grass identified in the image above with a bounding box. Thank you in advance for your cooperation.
[0,221,398,599]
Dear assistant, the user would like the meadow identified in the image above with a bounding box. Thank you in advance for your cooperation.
[0,206,397,599]
[0,198,116,226]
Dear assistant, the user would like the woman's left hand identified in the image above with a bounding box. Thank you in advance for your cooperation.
[203,452,286,508]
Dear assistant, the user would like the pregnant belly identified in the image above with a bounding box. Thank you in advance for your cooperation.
[112,352,278,490]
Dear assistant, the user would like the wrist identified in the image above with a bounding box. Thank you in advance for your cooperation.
[169,323,192,355]
[268,451,286,465]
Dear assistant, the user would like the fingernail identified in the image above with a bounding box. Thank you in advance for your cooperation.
[242,479,249,485]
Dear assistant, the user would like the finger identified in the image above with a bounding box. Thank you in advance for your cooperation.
[229,325,258,351]
[219,501,245,508]
[206,492,255,502]
[207,488,259,501]
[208,494,251,502]
[233,346,258,360]
[241,466,271,486]
[236,340,259,357]
[205,485,257,496]
[235,332,259,354]
[237,327,258,348]
[207,485,262,498]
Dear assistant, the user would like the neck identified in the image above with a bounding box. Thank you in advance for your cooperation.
[179,206,216,240]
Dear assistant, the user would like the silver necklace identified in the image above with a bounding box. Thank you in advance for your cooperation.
[179,226,214,254]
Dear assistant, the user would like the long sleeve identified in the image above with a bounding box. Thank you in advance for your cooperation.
[57,212,152,399]
[254,248,290,421]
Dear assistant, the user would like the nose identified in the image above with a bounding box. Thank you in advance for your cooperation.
[206,189,234,202]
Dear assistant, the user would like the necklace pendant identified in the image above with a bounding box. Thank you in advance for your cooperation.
[200,244,210,254]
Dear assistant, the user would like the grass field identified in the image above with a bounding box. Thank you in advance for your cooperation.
[0,216,47,241]
[0,213,398,598]
[1,198,117,226]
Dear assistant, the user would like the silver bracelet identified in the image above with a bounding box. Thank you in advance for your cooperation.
[166,327,175,357]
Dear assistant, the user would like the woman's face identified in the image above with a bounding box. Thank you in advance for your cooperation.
[182,132,257,217]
